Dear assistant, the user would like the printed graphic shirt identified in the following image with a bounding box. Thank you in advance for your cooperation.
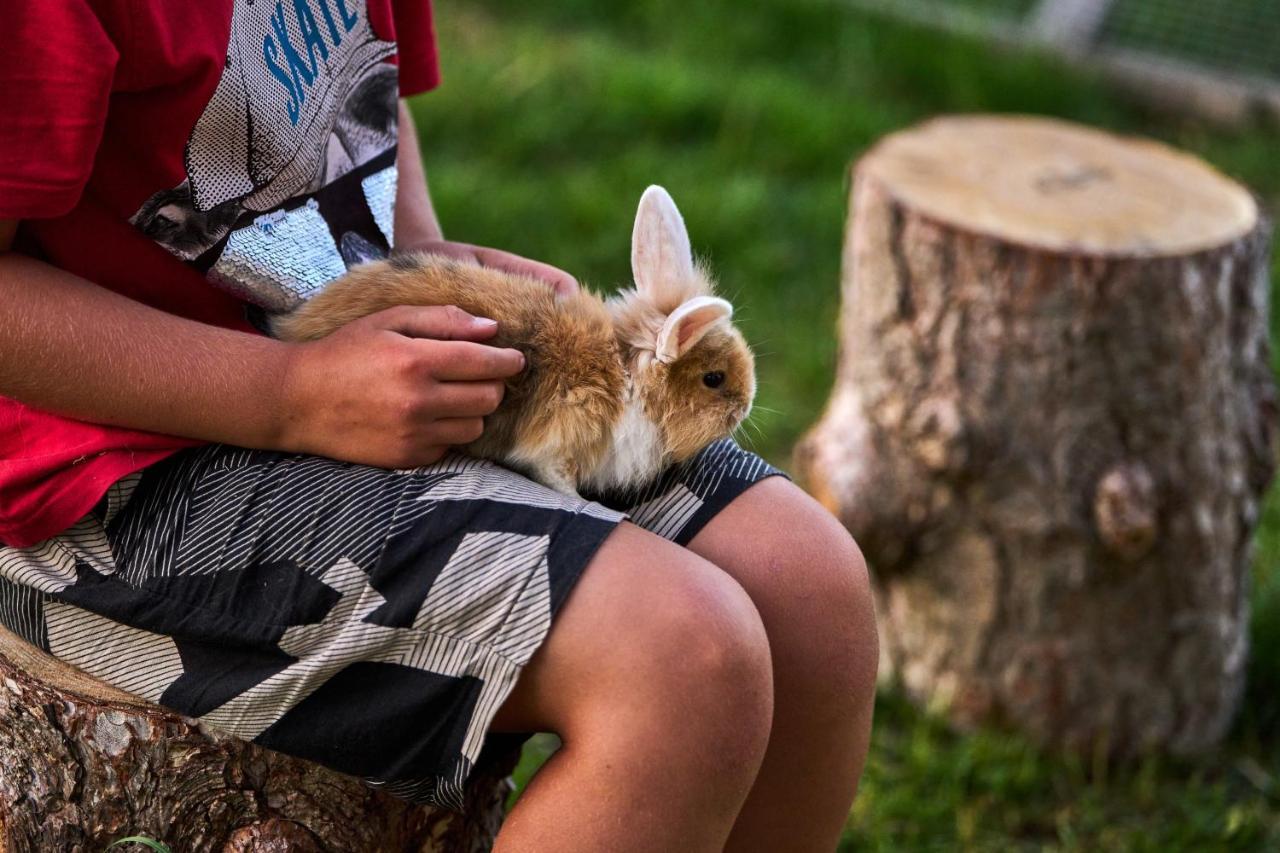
[0,0,440,546]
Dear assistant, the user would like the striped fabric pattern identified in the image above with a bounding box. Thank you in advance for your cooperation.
[0,438,781,810]
[46,602,187,702]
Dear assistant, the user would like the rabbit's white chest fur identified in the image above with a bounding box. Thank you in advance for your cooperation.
[581,396,666,493]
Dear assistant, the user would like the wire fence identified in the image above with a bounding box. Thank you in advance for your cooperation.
[847,0,1280,121]
[1099,0,1280,81]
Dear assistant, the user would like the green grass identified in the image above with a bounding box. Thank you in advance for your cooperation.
[846,691,1279,851]
[107,837,173,853]
[412,0,1280,847]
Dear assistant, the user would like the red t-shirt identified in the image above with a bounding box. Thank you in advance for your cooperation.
[0,0,440,547]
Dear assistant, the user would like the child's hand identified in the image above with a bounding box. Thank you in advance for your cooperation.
[278,304,525,468]
[400,239,580,297]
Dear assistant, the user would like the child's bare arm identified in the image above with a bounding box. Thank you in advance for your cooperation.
[0,103,578,469]
[0,224,524,468]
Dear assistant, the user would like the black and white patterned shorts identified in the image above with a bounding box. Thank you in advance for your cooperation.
[0,439,780,809]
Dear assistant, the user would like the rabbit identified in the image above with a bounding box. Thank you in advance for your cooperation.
[273,185,756,497]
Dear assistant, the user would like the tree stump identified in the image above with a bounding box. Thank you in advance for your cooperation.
[796,115,1276,755]
[0,626,513,851]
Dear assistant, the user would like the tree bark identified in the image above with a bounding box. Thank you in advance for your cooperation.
[796,115,1276,755]
[0,626,513,852]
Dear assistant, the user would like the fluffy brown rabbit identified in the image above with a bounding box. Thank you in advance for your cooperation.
[274,186,755,496]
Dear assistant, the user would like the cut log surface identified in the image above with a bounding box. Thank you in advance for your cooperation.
[0,626,512,852]
[863,115,1257,255]
[797,114,1276,754]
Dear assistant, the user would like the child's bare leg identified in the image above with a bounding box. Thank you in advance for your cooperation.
[490,522,774,853]
[689,477,879,853]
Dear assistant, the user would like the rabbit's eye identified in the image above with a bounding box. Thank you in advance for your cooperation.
[703,371,726,389]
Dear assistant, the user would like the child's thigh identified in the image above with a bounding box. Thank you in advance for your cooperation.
[488,521,772,737]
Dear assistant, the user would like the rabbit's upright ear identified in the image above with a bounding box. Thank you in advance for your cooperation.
[656,296,733,363]
[632,185,699,309]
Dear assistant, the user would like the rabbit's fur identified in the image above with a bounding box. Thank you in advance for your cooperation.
[275,186,755,496]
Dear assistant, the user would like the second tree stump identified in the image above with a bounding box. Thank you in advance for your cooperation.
[797,115,1275,755]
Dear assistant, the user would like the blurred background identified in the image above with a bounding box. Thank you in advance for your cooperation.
[409,0,1279,848]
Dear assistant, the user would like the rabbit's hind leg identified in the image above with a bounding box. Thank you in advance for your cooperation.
[525,460,583,499]
[500,428,588,498]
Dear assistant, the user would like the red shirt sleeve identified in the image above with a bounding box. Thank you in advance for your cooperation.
[392,0,441,96]
[0,2,119,219]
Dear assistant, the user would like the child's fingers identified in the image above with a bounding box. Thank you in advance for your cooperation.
[369,304,500,341]
[431,380,507,417]
[428,417,487,447]
[471,246,580,295]
[427,340,526,380]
